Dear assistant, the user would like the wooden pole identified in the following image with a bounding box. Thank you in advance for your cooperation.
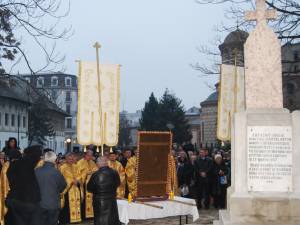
[93,42,103,155]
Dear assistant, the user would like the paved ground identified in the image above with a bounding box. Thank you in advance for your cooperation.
[80,209,219,225]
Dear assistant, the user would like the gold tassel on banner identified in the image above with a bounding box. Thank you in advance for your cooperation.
[110,147,113,153]
[96,146,100,153]
[84,146,87,152]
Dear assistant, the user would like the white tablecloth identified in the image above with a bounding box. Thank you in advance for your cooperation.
[117,197,199,225]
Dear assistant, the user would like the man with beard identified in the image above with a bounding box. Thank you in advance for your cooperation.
[107,150,125,199]
[77,149,97,219]
[87,157,120,225]
[125,151,137,198]
[59,153,82,224]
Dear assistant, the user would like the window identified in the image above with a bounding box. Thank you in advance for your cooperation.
[51,77,58,86]
[11,114,15,127]
[66,118,72,129]
[0,112,1,125]
[65,77,72,87]
[66,91,71,102]
[51,90,58,101]
[294,65,299,73]
[17,115,20,127]
[294,52,299,61]
[287,83,295,95]
[37,77,44,87]
[66,104,71,114]
[5,113,9,126]
[23,116,26,128]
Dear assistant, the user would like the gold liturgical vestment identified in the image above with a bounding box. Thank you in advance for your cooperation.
[60,163,82,223]
[77,158,97,218]
[35,159,44,168]
[167,154,178,195]
[125,156,137,198]
[0,162,9,225]
[108,160,125,198]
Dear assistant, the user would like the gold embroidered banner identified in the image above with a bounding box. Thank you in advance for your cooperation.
[77,61,120,146]
[101,64,120,146]
[217,64,245,141]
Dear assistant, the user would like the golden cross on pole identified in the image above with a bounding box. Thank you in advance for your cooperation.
[245,0,277,25]
[93,42,104,156]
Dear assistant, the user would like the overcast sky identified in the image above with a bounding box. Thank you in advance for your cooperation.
[11,0,235,112]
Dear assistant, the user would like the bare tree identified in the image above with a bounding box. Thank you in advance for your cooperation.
[192,0,299,78]
[0,0,71,75]
[191,37,223,77]
[196,0,300,41]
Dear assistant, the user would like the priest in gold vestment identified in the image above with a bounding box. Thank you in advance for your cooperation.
[125,154,137,198]
[108,150,125,198]
[0,161,9,225]
[0,150,21,225]
[77,150,97,219]
[59,153,82,224]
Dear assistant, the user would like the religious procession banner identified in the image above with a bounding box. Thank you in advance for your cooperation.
[217,64,245,141]
[77,61,120,147]
[100,64,120,146]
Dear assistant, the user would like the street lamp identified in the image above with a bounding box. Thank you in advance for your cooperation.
[166,123,174,131]
[66,138,72,152]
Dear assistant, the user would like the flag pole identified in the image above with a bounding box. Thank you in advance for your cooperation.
[93,42,104,156]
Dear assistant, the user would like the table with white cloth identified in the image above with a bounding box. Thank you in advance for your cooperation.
[117,196,199,225]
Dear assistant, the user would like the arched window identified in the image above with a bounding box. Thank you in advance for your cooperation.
[37,77,44,87]
[51,76,58,86]
[65,77,72,87]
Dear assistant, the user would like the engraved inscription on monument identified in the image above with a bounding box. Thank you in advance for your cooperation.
[247,126,292,192]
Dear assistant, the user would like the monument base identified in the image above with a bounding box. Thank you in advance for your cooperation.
[214,194,300,225]
[213,109,300,225]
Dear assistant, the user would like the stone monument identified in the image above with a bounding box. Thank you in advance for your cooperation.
[244,0,283,109]
[214,1,300,225]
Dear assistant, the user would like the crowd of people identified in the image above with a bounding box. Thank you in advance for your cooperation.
[0,137,231,225]
[175,147,231,210]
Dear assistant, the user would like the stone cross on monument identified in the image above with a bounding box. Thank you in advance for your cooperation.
[245,0,276,24]
[244,0,283,109]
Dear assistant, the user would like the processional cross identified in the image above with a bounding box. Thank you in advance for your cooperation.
[93,42,104,155]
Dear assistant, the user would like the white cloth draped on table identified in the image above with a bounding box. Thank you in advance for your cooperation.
[117,197,199,225]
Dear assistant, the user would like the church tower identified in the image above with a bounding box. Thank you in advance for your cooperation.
[219,29,249,66]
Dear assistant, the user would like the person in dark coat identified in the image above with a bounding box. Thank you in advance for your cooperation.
[2,137,20,160]
[176,151,194,198]
[194,149,213,209]
[35,150,67,225]
[87,156,121,225]
[3,148,22,225]
[6,145,42,225]
[212,154,228,209]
